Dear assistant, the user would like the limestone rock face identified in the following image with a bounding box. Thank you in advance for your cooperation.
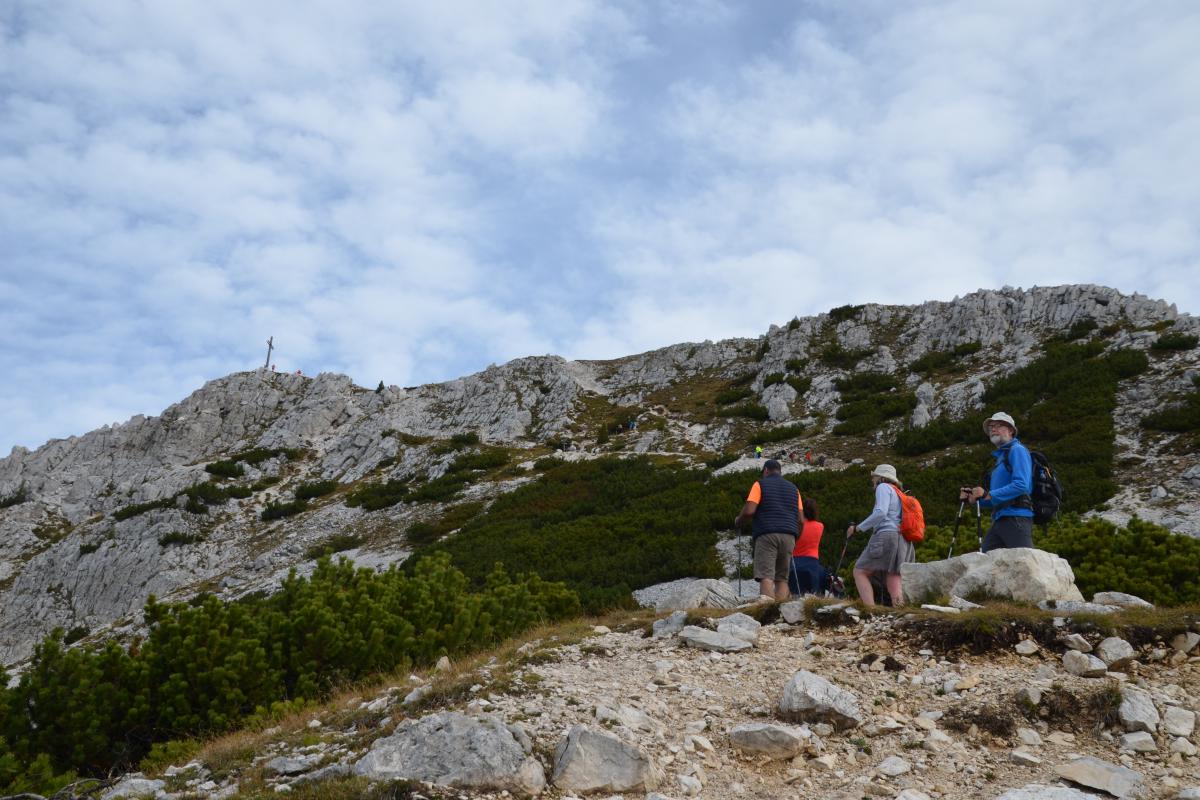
[354,711,545,795]
[901,549,1083,605]
[778,669,864,730]
[551,725,659,794]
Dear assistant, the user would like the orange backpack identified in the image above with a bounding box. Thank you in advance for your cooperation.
[888,484,925,543]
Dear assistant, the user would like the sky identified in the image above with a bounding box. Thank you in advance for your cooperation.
[2,1,1199,455]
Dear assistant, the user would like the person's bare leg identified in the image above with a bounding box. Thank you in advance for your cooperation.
[853,568,875,605]
[774,580,790,601]
[885,572,904,606]
[759,577,774,599]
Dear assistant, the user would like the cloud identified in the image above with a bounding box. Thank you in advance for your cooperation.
[1,1,1198,453]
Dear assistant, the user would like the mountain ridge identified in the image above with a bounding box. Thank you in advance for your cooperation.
[1,283,1197,667]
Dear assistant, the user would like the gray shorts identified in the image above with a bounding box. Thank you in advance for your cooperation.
[754,533,797,582]
[982,516,1034,552]
[854,528,914,574]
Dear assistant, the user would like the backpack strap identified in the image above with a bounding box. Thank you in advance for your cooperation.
[995,446,1032,511]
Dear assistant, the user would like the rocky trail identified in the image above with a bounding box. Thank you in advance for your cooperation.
[102,593,1199,800]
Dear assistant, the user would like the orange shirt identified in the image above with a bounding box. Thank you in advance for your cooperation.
[792,520,824,558]
[746,482,804,513]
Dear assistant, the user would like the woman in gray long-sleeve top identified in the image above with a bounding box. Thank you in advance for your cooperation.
[848,464,915,606]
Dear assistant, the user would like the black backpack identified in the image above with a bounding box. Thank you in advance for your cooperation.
[983,448,1063,525]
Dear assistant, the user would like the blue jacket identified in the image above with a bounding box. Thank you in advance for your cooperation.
[981,439,1034,519]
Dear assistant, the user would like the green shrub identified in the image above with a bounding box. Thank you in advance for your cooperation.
[787,317,801,331]
[304,533,364,559]
[408,473,471,503]
[1152,332,1199,351]
[828,304,864,323]
[158,531,203,547]
[716,402,769,421]
[0,554,577,790]
[832,394,916,436]
[78,542,101,556]
[785,358,805,372]
[204,460,244,479]
[295,480,339,501]
[749,424,806,445]
[534,457,560,471]
[345,479,409,511]
[1060,319,1098,341]
[413,458,732,613]
[229,447,303,465]
[755,340,770,361]
[251,476,280,491]
[1141,390,1200,432]
[62,626,89,646]
[762,372,785,387]
[834,371,897,398]
[449,448,509,473]
[715,386,754,406]
[785,376,812,394]
[114,496,176,521]
[704,453,739,470]
[261,500,309,521]
[450,432,481,447]
[910,342,980,375]
[953,341,982,357]
[818,343,873,369]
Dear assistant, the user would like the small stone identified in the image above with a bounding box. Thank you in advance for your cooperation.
[1172,632,1200,654]
[1016,727,1043,747]
[677,774,702,797]
[876,756,910,776]
[1016,687,1043,707]
[1062,633,1092,652]
[1015,639,1039,655]
[1120,731,1156,753]
[307,719,321,729]
[1119,686,1161,734]
[1010,748,1042,766]
[1171,737,1198,757]
[922,730,953,752]
[592,625,611,634]
[894,792,933,800]
[812,754,838,770]
[1095,637,1135,669]
[435,655,452,672]
[920,604,960,614]
[954,673,981,692]
[1164,707,1195,738]
[1062,649,1107,677]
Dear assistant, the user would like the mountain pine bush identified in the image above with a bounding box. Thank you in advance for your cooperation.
[0,555,576,791]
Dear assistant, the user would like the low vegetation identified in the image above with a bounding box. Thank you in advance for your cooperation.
[0,554,577,792]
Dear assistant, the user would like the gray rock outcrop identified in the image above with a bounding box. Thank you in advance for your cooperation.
[1054,755,1144,798]
[778,669,864,730]
[551,725,660,794]
[728,722,813,759]
[901,549,1083,606]
[354,711,545,794]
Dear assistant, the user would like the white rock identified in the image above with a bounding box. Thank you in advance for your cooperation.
[1015,639,1039,655]
[778,669,864,730]
[901,549,1083,606]
[728,723,811,759]
[679,625,753,653]
[1171,737,1198,757]
[677,774,702,797]
[994,786,1105,800]
[876,755,910,776]
[354,711,546,795]
[1062,633,1092,652]
[1011,748,1043,766]
[551,725,660,794]
[435,655,452,672]
[1039,600,1120,615]
[895,791,933,800]
[715,612,761,644]
[652,610,688,639]
[641,579,739,612]
[1163,706,1195,738]
[778,599,806,624]
[101,778,167,800]
[1054,755,1144,798]
[1095,637,1135,669]
[1062,649,1108,678]
[1092,591,1154,609]
[1017,727,1044,747]
[1119,731,1156,753]
[1118,686,1160,733]
[1172,632,1200,654]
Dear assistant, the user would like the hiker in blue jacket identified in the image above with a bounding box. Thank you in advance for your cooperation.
[961,412,1034,551]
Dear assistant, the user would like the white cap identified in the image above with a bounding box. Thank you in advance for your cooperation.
[871,464,900,484]
[983,412,1018,435]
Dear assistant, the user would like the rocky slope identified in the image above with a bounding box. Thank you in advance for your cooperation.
[102,594,1200,800]
[1,284,1198,666]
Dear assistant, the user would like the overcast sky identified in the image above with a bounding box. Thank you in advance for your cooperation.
[3,1,1199,455]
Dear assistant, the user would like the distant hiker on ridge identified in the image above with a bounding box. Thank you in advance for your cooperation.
[734,459,802,604]
[849,464,914,606]
[961,412,1034,551]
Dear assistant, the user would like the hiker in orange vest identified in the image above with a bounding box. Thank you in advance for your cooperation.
[734,459,803,603]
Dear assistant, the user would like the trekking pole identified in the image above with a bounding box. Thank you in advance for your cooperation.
[975,501,984,551]
[947,500,965,559]
[736,525,744,598]
[827,522,853,597]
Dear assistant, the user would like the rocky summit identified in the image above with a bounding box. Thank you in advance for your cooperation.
[0,283,1198,666]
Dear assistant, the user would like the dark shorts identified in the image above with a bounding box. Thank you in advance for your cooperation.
[753,533,797,582]
[982,516,1034,552]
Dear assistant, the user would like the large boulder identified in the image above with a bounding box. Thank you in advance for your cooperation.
[354,712,545,794]
[901,549,1083,605]
[551,725,660,794]
[778,669,864,730]
[636,578,740,612]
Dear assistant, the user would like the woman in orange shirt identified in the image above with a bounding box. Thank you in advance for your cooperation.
[789,497,825,595]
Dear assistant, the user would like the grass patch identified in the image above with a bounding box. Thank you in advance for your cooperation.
[304,533,365,560]
[716,402,769,421]
[749,424,806,446]
[715,386,755,406]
